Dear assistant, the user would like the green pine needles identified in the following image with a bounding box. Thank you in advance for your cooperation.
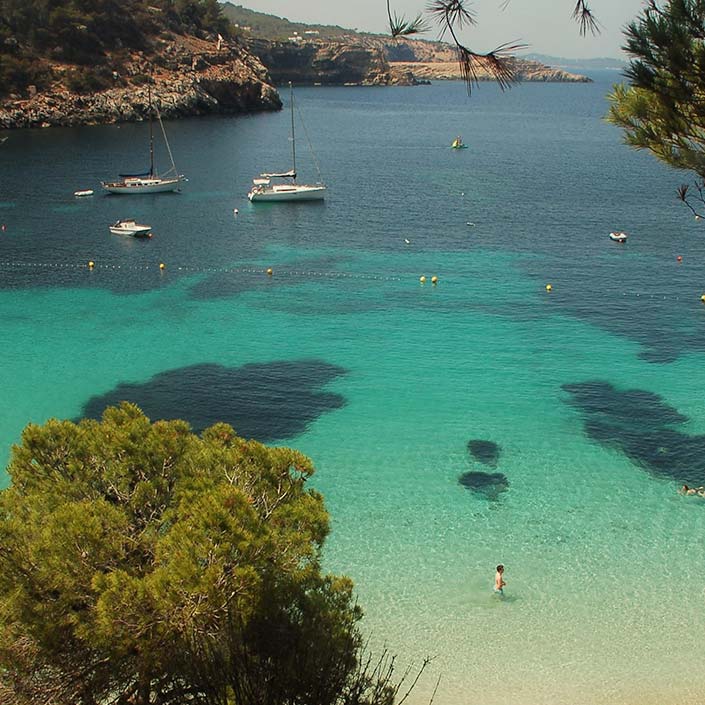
[608,0,705,217]
[0,403,422,705]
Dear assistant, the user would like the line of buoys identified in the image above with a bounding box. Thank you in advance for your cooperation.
[0,260,404,282]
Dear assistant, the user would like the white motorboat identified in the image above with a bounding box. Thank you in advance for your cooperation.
[248,83,326,203]
[74,189,94,197]
[109,219,152,238]
[102,85,185,195]
[609,231,628,243]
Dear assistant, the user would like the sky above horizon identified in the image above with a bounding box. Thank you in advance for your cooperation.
[226,0,646,59]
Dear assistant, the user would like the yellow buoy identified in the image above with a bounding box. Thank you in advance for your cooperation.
[546,284,553,292]
[266,267,273,276]
[701,294,705,303]
[419,275,426,284]
[431,275,438,285]
[159,262,166,270]
[88,260,94,268]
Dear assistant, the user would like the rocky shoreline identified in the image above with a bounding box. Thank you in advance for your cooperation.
[389,59,591,83]
[0,33,590,130]
[0,36,280,130]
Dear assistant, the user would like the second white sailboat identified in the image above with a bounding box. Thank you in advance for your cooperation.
[248,83,326,202]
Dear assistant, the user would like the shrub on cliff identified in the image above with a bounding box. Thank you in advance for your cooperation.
[65,66,116,94]
[0,0,233,96]
[0,403,407,705]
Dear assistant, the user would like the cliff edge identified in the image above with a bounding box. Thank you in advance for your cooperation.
[0,35,280,129]
[0,0,280,129]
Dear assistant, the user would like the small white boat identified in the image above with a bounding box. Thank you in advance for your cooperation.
[109,219,152,238]
[74,189,94,197]
[609,231,628,243]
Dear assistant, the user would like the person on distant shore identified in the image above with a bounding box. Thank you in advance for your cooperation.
[494,564,506,596]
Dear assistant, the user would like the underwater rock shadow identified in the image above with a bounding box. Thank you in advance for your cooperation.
[79,360,347,443]
[563,380,705,486]
[459,471,510,501]
[467,439,501,468]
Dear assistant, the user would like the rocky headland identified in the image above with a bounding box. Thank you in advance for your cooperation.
[243,35,590,87]
[388,57,591,83]
[248,37,427,86]
[0,0,590,131]
[0,35,280,129]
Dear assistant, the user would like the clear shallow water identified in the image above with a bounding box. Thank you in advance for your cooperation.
[2,76,705,704]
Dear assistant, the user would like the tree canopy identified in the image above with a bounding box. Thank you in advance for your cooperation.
[0,403,407,705]
[607,0,705,215]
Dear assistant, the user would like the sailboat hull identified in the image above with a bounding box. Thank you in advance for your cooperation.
[248,184,326,202]
[101,176,183,194]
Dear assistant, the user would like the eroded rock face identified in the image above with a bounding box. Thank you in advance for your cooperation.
[0,35,281,129]
[249,38,398,86]
[246,36,589,87]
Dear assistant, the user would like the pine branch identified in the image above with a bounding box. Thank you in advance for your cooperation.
[572,0,600,36]
[386,0,429,36]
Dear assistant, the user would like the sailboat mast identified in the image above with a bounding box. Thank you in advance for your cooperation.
[148,83,155,178]
[290,82,296,180]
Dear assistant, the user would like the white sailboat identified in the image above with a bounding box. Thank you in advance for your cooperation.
[248,83,326,202]
[101,87,185,195]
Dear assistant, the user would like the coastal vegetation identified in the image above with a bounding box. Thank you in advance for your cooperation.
[0,0,230,97]
[607,0,705,217]
[221,3,355,42]
[0,403,414,705]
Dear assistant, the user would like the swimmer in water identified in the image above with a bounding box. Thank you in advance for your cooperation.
[494,564,506,596]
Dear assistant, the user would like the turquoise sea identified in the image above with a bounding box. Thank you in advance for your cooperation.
[2,74,705,704]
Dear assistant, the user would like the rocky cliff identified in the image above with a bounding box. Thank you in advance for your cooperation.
[0,35,280,129]
[247,38,424,86]
[389,58,591,83]
[245,36,589,87]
